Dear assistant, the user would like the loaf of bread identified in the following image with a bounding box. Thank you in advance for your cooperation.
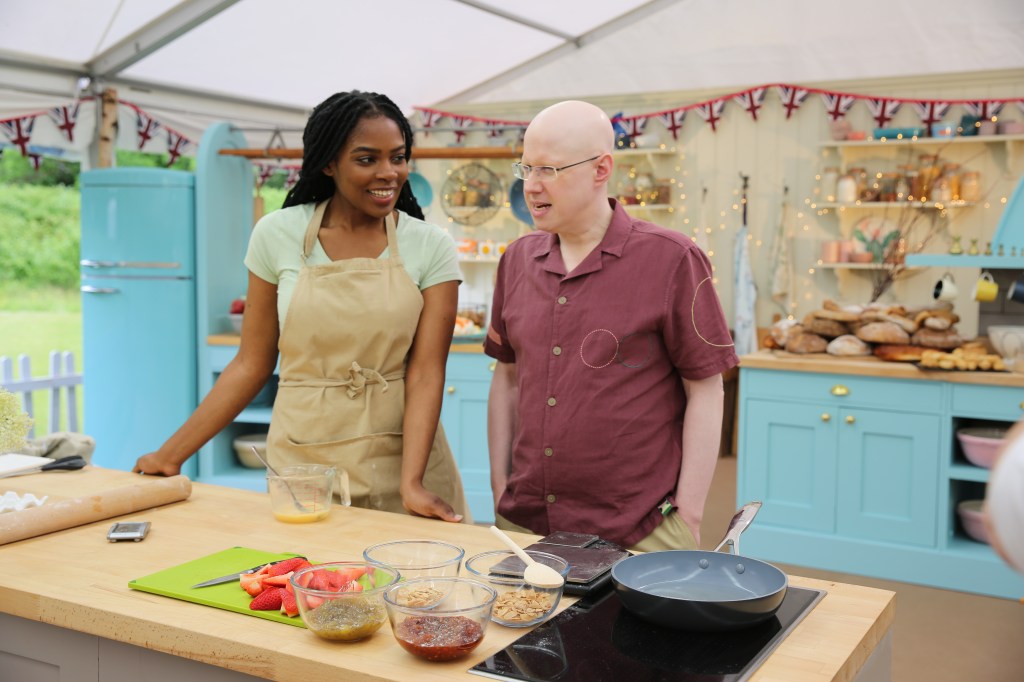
[912,327,963,350]
[785,332,828,354]
[804,315,850,339]
[855,321,910,345]
[873,344,927,362]
[827,335,872,356]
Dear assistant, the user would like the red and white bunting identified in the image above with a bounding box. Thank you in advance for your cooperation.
[963,100,1005,120]
[285,167,301,189]
[617,115,649,137]
[696,99,726,132]
[28,153,42,170]
[418,109,443,136]
[776,86,809,119]
[47,103,81,142]
[866,98,902,128]
[657,109,686,140]
[136,110,162,150]
[0,115,36,156]
[483,120,505,138]
[820,92,856,121]
[254,163,275,188]
[450,115,474,143]
[912,101,951,129]
[165,130,191,166]
[734,88,766,121]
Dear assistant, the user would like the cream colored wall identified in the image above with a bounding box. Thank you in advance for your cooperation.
[419,69,1024,338]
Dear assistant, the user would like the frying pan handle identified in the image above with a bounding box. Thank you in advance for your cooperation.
[713,501,762,555]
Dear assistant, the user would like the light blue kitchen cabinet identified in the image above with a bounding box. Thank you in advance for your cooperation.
[737,363,1024,600]
[441,351,496,524]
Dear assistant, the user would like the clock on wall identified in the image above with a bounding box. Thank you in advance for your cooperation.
[441,162,504,226]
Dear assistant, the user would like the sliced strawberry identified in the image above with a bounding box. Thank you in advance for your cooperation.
[280,590,299,617]
[304,594,325,610]
[240,573,265,596]
[326,570,346,591]
[309,570,331,592]
[249,587,284,611]
[268,557,307,577]
[264,571,293,587]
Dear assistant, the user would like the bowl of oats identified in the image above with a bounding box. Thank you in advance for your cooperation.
[464,549,570,627]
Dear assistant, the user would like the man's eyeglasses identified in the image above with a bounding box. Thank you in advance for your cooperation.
[511,155,601,181]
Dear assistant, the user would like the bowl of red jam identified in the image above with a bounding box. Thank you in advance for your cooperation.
[383,576,497,662]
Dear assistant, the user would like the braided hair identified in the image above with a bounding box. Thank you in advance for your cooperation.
[283,91,423,220]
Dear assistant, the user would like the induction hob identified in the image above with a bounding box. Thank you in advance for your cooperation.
[469,586,826,682]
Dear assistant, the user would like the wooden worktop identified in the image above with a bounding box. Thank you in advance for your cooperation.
[208,334,486,354]
[0,467,894,681]
[742,350,1024,387]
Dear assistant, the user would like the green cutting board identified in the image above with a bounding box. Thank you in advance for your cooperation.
[129,547,307,627]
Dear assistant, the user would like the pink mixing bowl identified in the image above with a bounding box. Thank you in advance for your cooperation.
[957,500,989,544]
[956,427,1007,469]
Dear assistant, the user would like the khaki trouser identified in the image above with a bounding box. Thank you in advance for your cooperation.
[494,510,697,552]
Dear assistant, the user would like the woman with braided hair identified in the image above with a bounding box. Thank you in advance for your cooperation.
[134,91,470,522]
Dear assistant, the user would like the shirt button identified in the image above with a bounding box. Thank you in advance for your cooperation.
[544,447,553,457]
[546,494,556,503]
[552,346,562,356]
[547,397,557,407]
[557,296,567,305]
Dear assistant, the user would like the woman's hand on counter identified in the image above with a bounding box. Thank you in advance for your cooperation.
[132,452,184,477]
[400,482,463,523]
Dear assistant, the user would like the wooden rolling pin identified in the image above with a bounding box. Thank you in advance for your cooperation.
[0,475,192,545]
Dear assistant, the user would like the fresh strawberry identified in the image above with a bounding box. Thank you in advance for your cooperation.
[268,557,307,577]
[309,570,331,592]
[249,587,284,611]
[240,573,265,596]
[327,570,345,591]
[264,571,293,587]
[280,590,299,617]
[304,594,325,610]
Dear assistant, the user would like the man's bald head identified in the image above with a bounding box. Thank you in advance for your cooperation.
[523,100,615,162]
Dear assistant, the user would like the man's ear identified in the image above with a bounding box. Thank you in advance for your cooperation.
[594,153,614,184]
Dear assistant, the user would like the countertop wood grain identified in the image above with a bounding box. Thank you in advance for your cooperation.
[0,467,894,681]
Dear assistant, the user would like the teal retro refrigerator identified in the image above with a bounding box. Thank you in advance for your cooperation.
[80,168,198,477]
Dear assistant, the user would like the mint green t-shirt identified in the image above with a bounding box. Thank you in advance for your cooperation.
[244,204,462,332]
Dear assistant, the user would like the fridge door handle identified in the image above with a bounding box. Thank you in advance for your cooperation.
[80,259,181,269]
[81,285,121,295]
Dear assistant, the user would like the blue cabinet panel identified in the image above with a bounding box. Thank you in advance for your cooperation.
[950,384,1024,421]
[442,353,495,524]
[742,399,837,532]
[837,410,939,547]
[742,368,942,412]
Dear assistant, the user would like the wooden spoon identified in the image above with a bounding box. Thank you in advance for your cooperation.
[489,525,565,589]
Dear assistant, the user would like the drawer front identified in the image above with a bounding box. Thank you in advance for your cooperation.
[742,368,942,412]
[446,353,497,381]
[208,345,239,372]
[950,384,1024,421]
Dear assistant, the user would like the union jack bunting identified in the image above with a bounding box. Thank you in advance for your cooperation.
[47,103,81,142]
[820,92,856,121]
[696,99,726,132]
[963,101,1005,120]
[657,109,686,140]
[0,116,36,156]
[417,109,443,136]
[28,153,42,171]
[450,116,474,143]
[285,167,301,189]
[483,121,505,138]
[912,101,950,129]
[866,98,902,128]
[136,110,162,150]
[776,86,808,119]
[615,115,649,138]
[254,163,275,188]
[734,88,767,121]
[165,130,191,166]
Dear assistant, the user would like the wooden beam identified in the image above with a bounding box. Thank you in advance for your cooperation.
[97,87,118,169]
[218,146,523,160]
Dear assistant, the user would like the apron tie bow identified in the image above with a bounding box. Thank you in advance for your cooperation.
[344,361,388,399]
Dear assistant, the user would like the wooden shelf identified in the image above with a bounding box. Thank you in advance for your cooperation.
[904,254,1024,269]
[816,262,923,271]
[821,134,1024,148]
[815,201,975,210]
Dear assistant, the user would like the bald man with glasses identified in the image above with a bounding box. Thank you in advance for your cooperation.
[485,100,739,552]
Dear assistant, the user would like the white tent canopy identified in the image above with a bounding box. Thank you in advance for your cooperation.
[2,0,1024,155]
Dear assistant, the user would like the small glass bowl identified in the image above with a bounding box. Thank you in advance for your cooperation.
[290,561,401,642]
[362,539,464,579]
[464,550,569,627]
[384,576,497,662]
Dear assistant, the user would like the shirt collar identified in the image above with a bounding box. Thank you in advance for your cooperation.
[530,198,632,276]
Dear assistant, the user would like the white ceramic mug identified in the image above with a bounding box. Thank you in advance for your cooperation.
[933,273,958,301]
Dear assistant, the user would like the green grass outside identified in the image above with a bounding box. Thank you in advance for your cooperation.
[0,295,84,436]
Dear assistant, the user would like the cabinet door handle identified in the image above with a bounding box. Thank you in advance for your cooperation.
[821,413,831,422]
[1020,401,1024,410]
[831,385,849,397]
[488,362,496,372]
[845,415,856,424]
[446,386,456,394]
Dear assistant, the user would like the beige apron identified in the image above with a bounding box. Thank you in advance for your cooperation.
[266,201,468,517]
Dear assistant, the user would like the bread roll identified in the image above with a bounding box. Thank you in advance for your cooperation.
[873,344,927,362]
[912,327,963,350]
[856,321,910,345]
[785,332,828,354]
[827,335,872,356]
[805,316,850,338]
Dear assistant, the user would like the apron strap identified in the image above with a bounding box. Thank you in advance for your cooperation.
[302,201,400,261]
[279,361,405,399]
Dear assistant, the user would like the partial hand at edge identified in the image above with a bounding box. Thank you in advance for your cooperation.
[401,482,464,523]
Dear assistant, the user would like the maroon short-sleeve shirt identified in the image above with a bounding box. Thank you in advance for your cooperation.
[484,199,739,546]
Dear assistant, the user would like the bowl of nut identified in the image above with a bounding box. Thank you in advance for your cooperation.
[464,549,570,627]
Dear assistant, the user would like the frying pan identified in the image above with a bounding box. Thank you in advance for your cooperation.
[611,502,787,632]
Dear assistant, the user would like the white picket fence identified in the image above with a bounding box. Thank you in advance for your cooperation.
[0,351,82,438]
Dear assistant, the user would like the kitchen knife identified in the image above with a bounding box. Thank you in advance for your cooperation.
[190,557,304,589]
[0,455,87,478]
